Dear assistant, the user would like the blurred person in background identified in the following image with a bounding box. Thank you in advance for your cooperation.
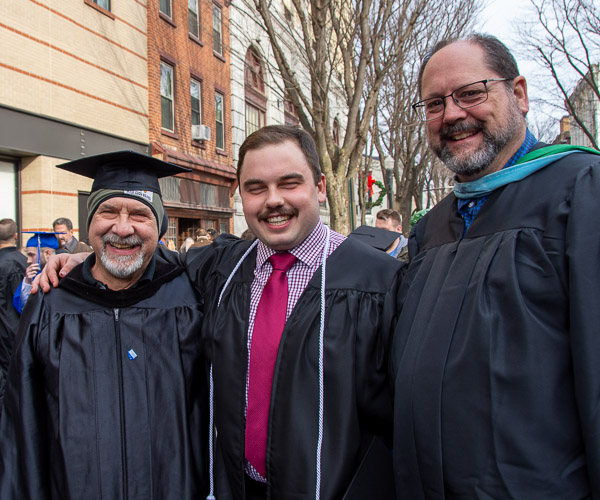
[53,217,91,253]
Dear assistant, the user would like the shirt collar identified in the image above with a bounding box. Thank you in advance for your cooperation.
[503,128,538,169]
[65,237,78,253]
[255,220,326,270]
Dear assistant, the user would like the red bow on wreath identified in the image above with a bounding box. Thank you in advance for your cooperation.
[367,173,375,197]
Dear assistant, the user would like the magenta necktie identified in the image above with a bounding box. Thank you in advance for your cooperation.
[245,252,297,477]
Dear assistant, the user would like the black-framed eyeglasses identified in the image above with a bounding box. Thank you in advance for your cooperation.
[412,78,511,121]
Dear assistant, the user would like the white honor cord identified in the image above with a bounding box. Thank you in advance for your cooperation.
[207,239,260,500]
[314,226,330,500]
[206,364,216,500]
[218,239,260,309]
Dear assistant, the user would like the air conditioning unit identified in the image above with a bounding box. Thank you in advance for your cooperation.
[191,124,211,141]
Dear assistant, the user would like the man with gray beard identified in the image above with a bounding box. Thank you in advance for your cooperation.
[0,151,208,499]
[392,34,600,498]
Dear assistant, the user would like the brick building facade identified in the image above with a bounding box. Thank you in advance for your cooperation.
[148,0,235,249]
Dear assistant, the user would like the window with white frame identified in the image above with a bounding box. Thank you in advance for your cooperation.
[161,62,174,131]
[245,103,265,136]
[191,79,202,126]
[244,47,266,136]
[213,5,223,55]
[189,0,200,38]
[160,0,172,17]
[215,92,225,150]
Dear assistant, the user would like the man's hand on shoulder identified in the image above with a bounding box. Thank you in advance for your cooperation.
[31,252,90,294]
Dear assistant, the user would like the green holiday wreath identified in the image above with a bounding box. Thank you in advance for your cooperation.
[366,180,387,209]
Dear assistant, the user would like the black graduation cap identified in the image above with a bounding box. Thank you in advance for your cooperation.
[348,225,400,252]
[56,150,190,194]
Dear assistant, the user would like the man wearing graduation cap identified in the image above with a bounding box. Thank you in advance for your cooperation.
[0,151,208,499]
[12,231,60,314]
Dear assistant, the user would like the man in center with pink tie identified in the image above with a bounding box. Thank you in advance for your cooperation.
[183,125,402,499]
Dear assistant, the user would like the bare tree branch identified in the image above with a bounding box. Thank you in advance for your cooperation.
[252,0,420,233]
[519,0,600,149]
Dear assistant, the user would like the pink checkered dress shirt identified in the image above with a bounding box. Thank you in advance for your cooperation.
[244,220,345,481]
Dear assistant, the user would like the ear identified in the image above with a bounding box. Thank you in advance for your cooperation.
[512,76,529,116]
[316,174,327,204]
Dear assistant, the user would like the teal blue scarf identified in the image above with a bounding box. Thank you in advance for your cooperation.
[454,145,600,199]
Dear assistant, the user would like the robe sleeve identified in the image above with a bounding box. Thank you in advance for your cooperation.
[182,237,234,296]
[565,160,600,497]
[355,265,402,442]
[155,242,182,265]
[0,293,51,499]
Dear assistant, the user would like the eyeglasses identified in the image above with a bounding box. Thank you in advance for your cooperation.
[412,78,511,121]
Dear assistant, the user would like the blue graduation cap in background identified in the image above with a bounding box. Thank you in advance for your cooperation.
[22,231,62,265]
[23,231,61,250]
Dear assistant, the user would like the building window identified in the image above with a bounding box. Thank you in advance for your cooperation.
[215,92,225,150]
[0,160,18,222]
[244,47,266,136]
[191,79,202,126]
[160,0,172,17]
[213,5,223,55]
[91,0,110,9]
[245,103,265,136]
[161,62,174,131]
[159,177,231,208]
[245,47,265,93]
[189,0,200,38]
[284,91,300,127]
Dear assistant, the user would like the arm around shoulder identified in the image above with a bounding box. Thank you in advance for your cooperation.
[32,252,90,294]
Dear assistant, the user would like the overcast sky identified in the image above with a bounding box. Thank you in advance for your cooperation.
[477,0,565,139]
[478,0,540,80]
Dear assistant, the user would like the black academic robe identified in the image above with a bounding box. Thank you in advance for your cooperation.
[0,247,26,381]
[0,254,207,500]
[392,149,600,499]
[184,235,402,499]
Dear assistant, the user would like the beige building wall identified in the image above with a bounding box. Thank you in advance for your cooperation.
[1,0,148,143]
[20,156,93,234]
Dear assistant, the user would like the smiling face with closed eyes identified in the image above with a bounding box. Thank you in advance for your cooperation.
[240,140,326,251]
